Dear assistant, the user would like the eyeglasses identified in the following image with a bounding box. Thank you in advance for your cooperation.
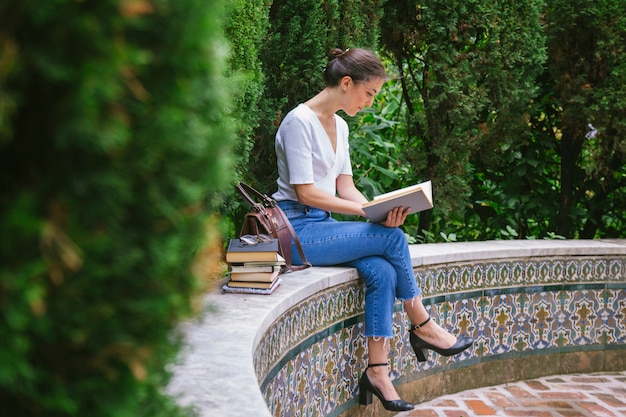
[239,234,273,245]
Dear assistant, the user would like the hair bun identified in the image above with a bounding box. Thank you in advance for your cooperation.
[322,47,386,87]
[328,48,347,60]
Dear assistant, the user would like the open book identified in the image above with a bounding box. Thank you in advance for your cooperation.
[362,180,433,223]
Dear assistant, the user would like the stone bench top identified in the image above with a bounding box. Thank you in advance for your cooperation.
[167,239,626,417]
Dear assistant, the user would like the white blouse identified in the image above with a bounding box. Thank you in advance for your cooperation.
[272,104,353,202]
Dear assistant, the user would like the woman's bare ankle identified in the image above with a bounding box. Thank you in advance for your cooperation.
[366,366,400,400]
[413,320,457,348]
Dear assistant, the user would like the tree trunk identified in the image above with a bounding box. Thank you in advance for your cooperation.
[556,130,583,237]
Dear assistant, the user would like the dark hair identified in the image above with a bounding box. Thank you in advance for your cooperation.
[322,48,387,86]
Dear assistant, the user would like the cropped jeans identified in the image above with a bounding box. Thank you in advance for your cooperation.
[278,200,421,338]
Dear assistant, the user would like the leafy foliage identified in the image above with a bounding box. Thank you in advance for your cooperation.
[463,0,626,240]
[543,0,626,237]
[379,0,546,237]
[218,0,271,237]
[0,0,236,415]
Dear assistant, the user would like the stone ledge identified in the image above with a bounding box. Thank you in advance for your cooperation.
[167,266,358,417]
[167,239,626,417]
[409,239,626,266]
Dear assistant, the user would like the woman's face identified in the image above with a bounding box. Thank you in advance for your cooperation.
[342,77,385,117]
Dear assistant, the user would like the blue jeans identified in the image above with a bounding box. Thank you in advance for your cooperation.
[278,200,421,338]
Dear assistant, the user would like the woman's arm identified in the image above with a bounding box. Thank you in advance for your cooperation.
[336,174,368,204]
[294,180,366,216]
[294,175,410,227]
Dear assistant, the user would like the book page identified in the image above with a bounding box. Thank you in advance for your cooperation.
[372,182,425,201]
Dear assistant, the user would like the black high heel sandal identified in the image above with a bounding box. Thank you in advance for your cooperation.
[409,317,474,362]
[358,363,414,411]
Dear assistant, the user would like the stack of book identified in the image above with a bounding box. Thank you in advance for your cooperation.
[222,236,285,295]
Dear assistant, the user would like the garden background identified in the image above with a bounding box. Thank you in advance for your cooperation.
[1,0,624,416]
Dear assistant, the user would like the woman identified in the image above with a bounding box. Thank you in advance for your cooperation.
[272,48,473,411]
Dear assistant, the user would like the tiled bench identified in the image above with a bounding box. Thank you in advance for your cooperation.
[167,240,626,417]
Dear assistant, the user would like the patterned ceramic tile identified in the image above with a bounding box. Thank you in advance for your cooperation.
[255,283,365,383]
[255,256,626,417]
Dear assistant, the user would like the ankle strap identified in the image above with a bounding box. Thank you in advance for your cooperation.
[367,363,387,368]
[410,316,431,332]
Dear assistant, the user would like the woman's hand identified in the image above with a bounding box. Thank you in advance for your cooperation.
[380,206,411,228]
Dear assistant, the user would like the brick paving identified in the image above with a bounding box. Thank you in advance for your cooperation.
[396,371,626,417]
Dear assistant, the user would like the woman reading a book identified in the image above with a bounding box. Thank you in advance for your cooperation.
[272,48,473,411]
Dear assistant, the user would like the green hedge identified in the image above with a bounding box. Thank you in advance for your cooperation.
[248,0,384,194]
[0,0,235,415]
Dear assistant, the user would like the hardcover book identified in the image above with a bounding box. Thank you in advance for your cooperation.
[222,277,282,295]
[229,262,285,273]
[362,180,433,223]
[225,238,285,263]
[225,278,278,289]
[229,269,280,283]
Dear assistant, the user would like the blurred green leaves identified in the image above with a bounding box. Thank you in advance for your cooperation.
[0,0,236,415]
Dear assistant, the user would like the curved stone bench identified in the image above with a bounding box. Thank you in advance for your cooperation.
[167,239,626,417]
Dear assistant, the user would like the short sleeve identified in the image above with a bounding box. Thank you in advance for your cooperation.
[280,115,315,185]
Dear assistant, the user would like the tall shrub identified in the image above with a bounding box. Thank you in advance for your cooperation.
[544,0,626,238]
[473,0,626,240]
[380,0,546,235]
[220,0,271,235]
[0,0,235,415]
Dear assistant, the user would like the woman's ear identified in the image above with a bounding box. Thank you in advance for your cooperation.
[340,76,352,91]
